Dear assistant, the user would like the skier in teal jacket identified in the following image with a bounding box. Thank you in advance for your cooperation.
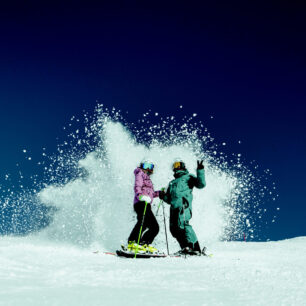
[160,160,206,255]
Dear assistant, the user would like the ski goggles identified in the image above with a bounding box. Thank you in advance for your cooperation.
[141,162,154,171]
[173,161,185,170]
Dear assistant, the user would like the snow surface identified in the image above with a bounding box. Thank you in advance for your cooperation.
[0,236,305,306]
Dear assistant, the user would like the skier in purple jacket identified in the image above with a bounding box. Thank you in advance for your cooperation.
[127,161,162,253]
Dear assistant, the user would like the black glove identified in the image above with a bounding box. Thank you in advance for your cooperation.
[159,190,166,200]
[197,160,204,170]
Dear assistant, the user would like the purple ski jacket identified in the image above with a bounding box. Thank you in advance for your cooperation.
[133,168,160,204]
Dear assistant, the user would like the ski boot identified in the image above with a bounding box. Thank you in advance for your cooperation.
[174,247,190,256]
[174,247,201,256]
[125,241,147,253]
[143,244,159,254]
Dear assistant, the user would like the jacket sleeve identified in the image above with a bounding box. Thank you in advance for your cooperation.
[134,171,143,201]
[162,187,172,204]
[189,169,206,189]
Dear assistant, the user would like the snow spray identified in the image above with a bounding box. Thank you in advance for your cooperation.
[1,104,278,251]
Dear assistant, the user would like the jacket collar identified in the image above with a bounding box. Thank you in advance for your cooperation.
[173,169,189,178]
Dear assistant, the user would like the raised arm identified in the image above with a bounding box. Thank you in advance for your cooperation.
[189,160,206,189]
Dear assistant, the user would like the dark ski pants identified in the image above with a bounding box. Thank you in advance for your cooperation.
[128,201,159,245]
[169,208,201,252]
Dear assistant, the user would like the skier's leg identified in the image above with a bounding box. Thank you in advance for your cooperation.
[192,241,201,252]
[170,227,187,249]
[182,208,201,251]
[184,225,199,248]
[170,208,188,249]
[140,204,159,245]
[128,202,148,243]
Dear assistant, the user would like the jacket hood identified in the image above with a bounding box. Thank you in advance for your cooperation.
[134,167,142,175]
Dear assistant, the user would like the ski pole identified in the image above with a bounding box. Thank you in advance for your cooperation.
[156,188,166,216]
[155,200,163,216]
[162,200,169,255]
[135,201,148,259]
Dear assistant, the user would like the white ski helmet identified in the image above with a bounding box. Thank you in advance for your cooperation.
[140,159,154,173]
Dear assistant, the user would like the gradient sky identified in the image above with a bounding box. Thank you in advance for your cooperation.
[0,1,305,240]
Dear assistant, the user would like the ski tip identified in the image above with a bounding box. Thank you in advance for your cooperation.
[93,251,117,256]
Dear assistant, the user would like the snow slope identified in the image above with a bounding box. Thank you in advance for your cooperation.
[0,236,305,306]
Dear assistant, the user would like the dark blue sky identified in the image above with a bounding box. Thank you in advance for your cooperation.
[0,1,305,240]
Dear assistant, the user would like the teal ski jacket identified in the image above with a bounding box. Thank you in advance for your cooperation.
[163,168,206,210]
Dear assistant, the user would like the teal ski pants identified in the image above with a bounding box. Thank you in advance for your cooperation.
[169,207,199,250]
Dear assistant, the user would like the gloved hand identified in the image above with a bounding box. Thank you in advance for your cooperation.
[139,195,151,203]
[159,190,166,200]
[197,160,204,169]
